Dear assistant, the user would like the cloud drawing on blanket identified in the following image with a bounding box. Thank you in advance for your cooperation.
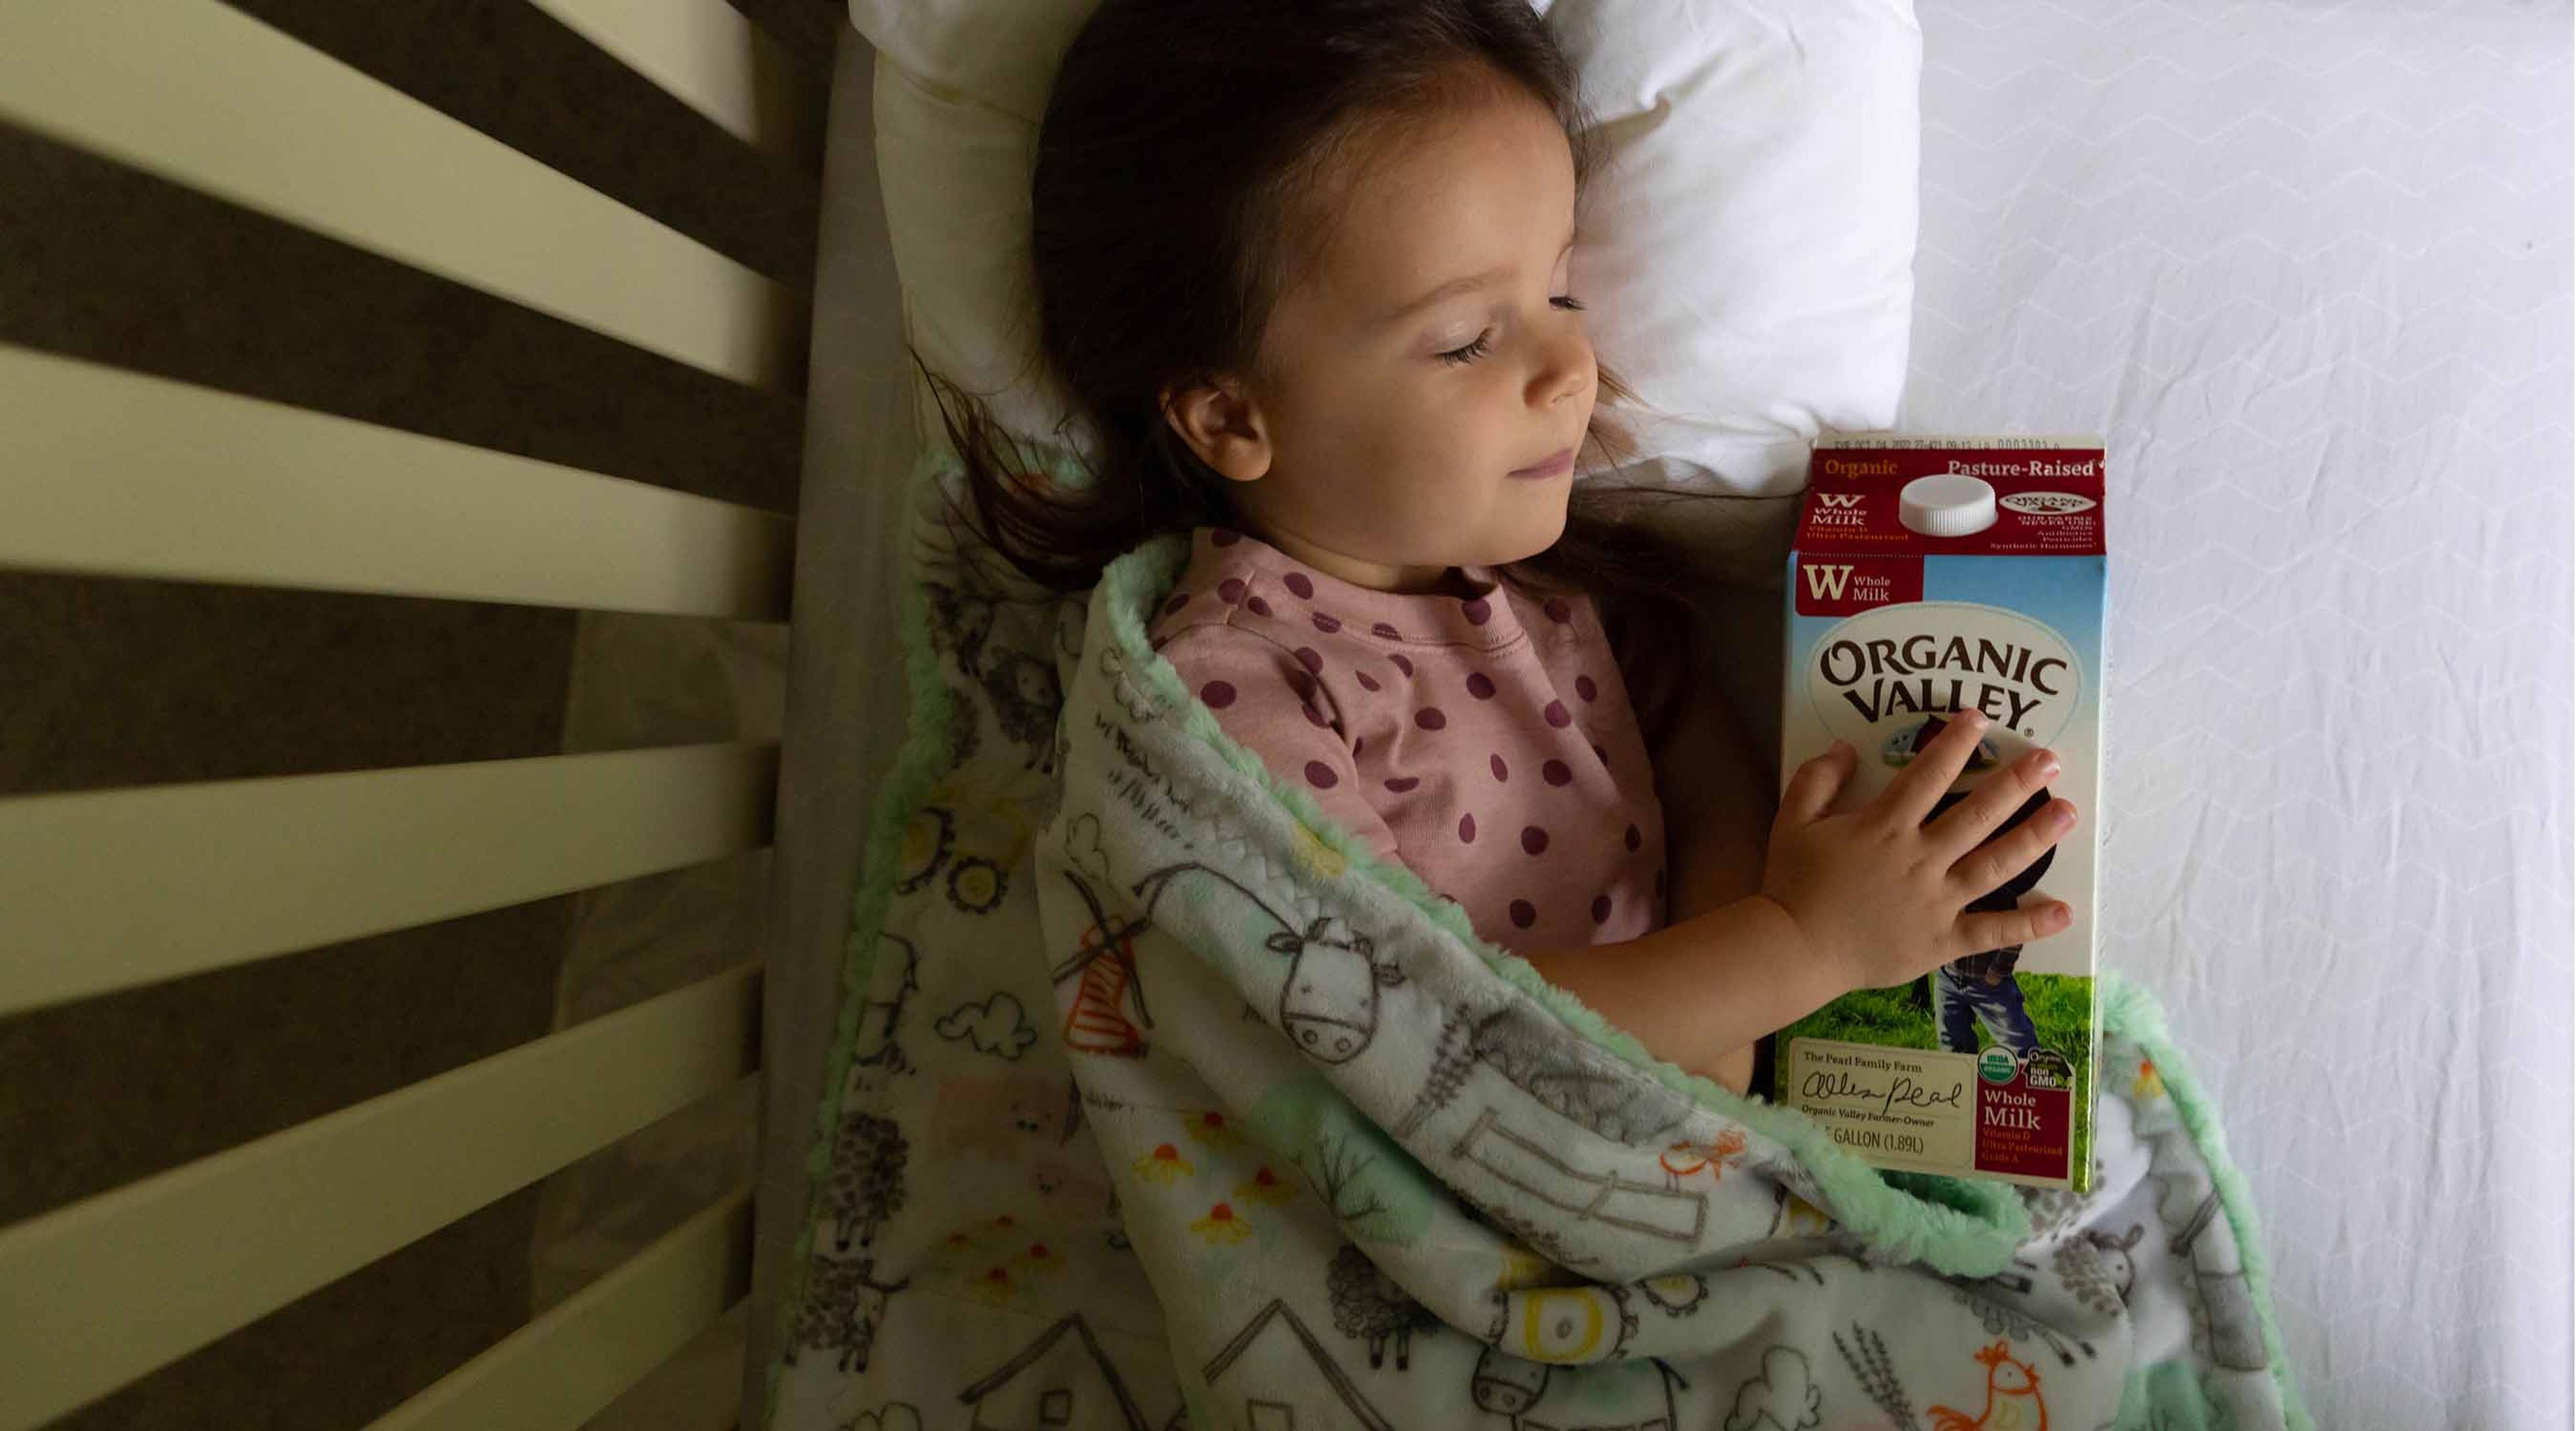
[936,992,1038,1061]
[1725,1346,1822,1431]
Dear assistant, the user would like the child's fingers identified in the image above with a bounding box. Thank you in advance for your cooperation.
[1777,742,1852,826]
[1876,712,1990,829]
[1953,901,2071,955]
[1943,798,2073,899]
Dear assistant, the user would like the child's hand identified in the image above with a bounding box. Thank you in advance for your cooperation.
[1758,711,2075,994]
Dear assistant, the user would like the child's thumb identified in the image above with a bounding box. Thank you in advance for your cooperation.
[1778,741,1852,825]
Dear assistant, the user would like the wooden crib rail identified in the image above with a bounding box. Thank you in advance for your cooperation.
[0,0,833,1426]
[0,743,777,1021]
[0,0,806,392]
[0,968,763,1428]
[0,350,796,619]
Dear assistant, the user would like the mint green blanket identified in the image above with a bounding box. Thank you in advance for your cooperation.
[760,456,2306,1431]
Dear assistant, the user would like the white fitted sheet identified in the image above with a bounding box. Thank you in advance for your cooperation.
[1901,3,2572,1427]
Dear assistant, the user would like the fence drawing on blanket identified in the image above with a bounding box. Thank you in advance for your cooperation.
[1450,1107,1709,1248]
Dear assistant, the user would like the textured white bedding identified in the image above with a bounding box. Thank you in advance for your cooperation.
[1900,3,2571,1427]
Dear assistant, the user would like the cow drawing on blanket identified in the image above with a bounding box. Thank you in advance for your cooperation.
[1132,862,1407,1065]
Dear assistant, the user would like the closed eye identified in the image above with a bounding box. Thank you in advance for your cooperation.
[1437,329,1494,366]
[1438,297,1585,366]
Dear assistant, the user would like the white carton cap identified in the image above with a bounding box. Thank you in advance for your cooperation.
[1898,474,1998,537]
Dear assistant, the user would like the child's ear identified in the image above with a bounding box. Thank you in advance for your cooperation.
[1160,377,1273,484]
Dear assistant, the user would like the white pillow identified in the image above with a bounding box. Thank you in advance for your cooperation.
[853,0,1920,562]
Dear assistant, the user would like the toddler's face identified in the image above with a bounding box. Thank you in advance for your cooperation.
[1204,79,1597,590]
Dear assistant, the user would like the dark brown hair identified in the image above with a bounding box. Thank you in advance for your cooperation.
[930,0,1742,747]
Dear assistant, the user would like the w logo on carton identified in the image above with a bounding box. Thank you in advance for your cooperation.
[1794,554,1920,617]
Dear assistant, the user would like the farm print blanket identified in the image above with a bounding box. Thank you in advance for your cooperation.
[760,455,2307,1431]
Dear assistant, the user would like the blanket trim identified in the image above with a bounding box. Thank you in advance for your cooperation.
[2100,975,2314,1431]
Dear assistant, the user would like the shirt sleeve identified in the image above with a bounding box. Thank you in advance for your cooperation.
[1152,623,1404,864]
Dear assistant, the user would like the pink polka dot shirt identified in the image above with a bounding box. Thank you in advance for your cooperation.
[1146,525,1668,950]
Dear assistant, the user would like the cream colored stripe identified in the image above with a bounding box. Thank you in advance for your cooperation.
[0,744,777,1019]
[364,1189,752,1431]
[0,971,761,1430]
[0,347,794,618]
[527,0,816,164]
[0,0,800,389]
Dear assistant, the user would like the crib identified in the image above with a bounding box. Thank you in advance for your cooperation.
[5,2,2568,1429]
[0,2,902,1426]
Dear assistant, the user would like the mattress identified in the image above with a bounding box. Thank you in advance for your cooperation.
[1900,2,2572,1427]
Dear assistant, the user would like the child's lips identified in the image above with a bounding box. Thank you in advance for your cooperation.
[1509,447,1576,479]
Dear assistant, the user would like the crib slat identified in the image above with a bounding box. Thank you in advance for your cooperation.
[0,744,777,1020]
[0,970,761,1430]
[527,0,818,165]
[364,1188,752,1431]
[0,0,801,390]
[0,348,795,618]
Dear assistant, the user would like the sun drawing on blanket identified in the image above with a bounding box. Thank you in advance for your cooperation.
[1191,1202,1254,1244]
[1134,1143,1195,1183]
[1185,1110,1240,1147]
[1234,1165,1297,1205]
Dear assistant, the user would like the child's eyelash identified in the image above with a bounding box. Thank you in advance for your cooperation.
[1435,298,1583,366]
[1438,331,1494,366]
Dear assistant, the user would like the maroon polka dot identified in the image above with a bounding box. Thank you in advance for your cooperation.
[1294,647,1324,674]
[1287,672,1317,701]
[1285,572,1314,598]
[1591,894,1612,923]
[1354,670,1381,692]
[1542,759,1572,786]
[1466,672,1497,700]
[1218,577,1246,604]
[1509,900,1538,929]
[1164,593,1190,615]
[1246,595,1273,617]
[1415,707,1447,731]
[1385,776,1421,793]
[1490,754,1509,782]
[1458,812,1477,843]
[1544,597,1572,623]
[1203,680,1236,708]
[1389,653,1415,676]
[1575,675,1598,702]
[1313,612,1342,634]
[1624,823,1642,852]
[1593,743,1610,767]
[1304,761,1338,789]
[1373,622,1403,639]
[1544,700,1572,728]
[1463,597,1492,625]
[1521,826,1550,855]
[1301,702,1329,729]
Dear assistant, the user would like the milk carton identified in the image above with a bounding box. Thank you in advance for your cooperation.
[1773,434,2106,1190]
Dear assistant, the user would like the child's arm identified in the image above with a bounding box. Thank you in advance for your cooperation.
[1652,687,1784,1091]
[1516,894,1851,1081]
